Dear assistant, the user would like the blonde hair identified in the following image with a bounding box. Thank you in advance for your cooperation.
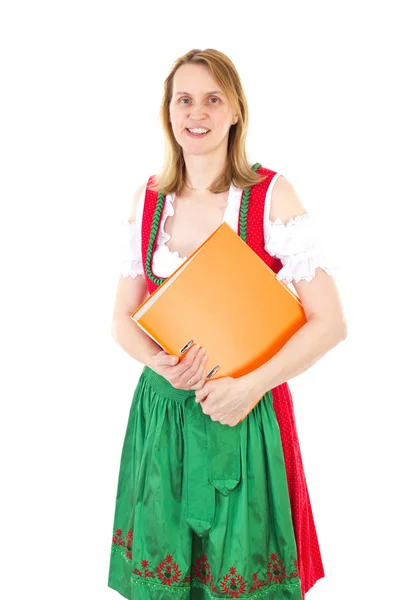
[149,48,267,195]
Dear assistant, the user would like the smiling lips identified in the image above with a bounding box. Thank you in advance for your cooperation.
[186,127,210,138]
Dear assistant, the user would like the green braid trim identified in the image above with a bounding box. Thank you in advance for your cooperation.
[239,162,261,242]
[145,191,167,286]
[145,162,262,286]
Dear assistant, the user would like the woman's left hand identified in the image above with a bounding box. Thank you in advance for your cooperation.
[194,376,256,426]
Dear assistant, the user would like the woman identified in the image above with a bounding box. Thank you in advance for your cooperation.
[108,48,347,599]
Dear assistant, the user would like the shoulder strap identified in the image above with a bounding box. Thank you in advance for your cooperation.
[141,175,160,295]
[242,165,283,274]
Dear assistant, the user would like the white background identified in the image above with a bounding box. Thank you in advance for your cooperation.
[1,1,399,599]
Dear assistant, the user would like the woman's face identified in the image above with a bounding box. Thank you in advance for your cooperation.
[169,63,237,157]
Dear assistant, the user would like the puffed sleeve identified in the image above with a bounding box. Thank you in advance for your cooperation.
[119,219,145,279]
[265,213,333,284]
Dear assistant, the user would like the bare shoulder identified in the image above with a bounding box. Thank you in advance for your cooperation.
[128,181,147,223]
[269,174,307,223]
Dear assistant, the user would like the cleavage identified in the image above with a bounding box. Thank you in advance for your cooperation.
[163,191,230,259]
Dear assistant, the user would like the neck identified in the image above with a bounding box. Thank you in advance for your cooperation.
[182,148,228,192]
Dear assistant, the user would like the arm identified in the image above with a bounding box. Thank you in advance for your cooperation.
[241,175,347,398]
[111,182,162,369]
[111,280,162,369]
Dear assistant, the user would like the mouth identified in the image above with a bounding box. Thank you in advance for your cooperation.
[186,128,210,139]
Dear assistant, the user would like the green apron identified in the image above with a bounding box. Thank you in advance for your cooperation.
[107,366,301,598]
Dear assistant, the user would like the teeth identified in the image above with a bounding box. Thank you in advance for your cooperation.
[188,128,209,134]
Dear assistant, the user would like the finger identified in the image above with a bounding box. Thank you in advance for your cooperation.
[178,344,202,379]
[198,350,208,376]
[164,345,198,377]
[188,349,208,384]
[181,348,208,390]
[195,389,206,403]
[194,362,209,389]
[182,343,201,366]
[193,347,207,370]
[156,350,179,367]
[195,383,211,403]
[191,366,208,390]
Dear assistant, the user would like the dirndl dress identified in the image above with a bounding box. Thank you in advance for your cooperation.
[108,165,327,599]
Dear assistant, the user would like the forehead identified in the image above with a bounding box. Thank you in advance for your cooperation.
[172,63,223,94]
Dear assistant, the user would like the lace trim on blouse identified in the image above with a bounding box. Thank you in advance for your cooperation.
[119,220,144,279]
[265,214,333,284]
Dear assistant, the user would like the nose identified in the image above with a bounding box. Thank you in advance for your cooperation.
[189,113,207,121]
[188,105,208,120]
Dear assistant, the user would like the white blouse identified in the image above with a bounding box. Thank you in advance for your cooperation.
[119,173,332,284]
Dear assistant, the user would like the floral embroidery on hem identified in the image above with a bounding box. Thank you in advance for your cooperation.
[112,528,133,560]
[111,528,301,598]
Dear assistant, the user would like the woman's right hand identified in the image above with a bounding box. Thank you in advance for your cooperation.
[151,344,209,391]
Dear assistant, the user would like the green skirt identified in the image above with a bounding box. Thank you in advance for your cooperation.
[108,366,302,599]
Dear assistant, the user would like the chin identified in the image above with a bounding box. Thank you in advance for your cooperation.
[181,143,212,156]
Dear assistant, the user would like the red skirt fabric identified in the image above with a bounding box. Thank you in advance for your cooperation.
[271,383,325,598]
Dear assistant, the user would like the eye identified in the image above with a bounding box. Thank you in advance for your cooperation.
[178,96,220,105]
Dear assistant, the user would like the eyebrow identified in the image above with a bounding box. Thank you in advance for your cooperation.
[174,90,225,96]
